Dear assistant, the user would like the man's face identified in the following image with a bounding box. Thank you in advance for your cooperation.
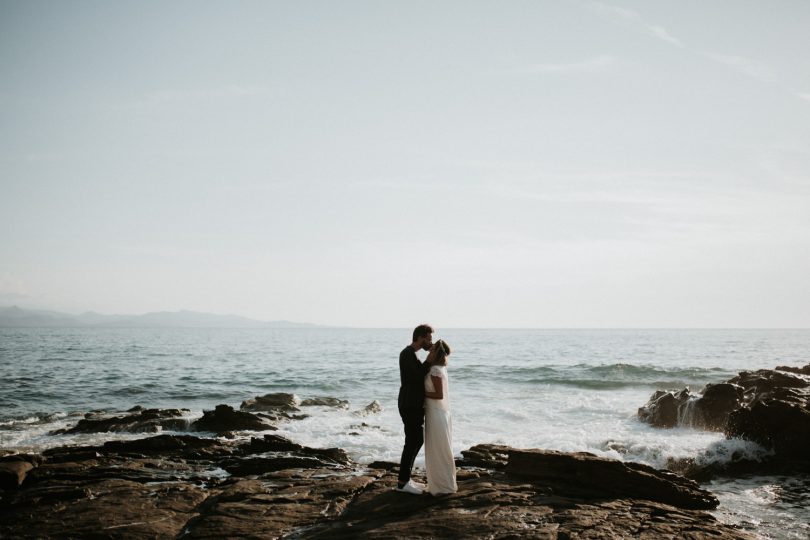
[421,333,434,351]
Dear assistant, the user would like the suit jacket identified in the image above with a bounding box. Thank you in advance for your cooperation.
[398,345,430,410]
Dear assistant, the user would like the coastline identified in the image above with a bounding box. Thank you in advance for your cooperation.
[1,431,753,539]
[2,331,809,537]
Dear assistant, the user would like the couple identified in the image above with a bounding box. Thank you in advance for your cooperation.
[396,324,457,496]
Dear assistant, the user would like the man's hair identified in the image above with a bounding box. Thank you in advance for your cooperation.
[412,324,434,342]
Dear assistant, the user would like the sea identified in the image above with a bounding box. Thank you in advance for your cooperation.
[1,327,808,539]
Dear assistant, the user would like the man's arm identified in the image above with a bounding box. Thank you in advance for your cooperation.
[400,350,430,384]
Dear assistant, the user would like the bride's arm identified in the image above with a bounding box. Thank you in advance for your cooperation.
[424,375,444,400]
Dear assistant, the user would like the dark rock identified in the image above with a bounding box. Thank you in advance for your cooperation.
[348,422,382,431]
[0,460,35,490]
[0,437,753,540]
[639,364,810,474]
[663,454,805,482]
[234,434,350,467]
[53,407,191,435]
[601,439,629,455]
[191,404,276,434]
[689,382,744,430]
[240,392,300,412]
[40,447,104,464]
[0,453,43,466]
[102,434,229,457]
[505,448,718,510]
[302,446,351,465]
[458,443,511,469]
[26,456,195,486]
[353,400,382,416]
[637,389,690,428]
[728,368,809,395]
[302,463,750,540]
[222,455,332,475]
[300,396,350,408]
[777,364,810,376]
[665,382,745,431]
[267,412,309,421]
[367,460,398,471]
[238,393,310,424]
[1,478,208,537]
[240,434,303,454]
[726,393,810,462]
[180,473,383,539]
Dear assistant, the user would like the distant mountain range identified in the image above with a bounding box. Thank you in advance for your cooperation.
[0,306,321,329]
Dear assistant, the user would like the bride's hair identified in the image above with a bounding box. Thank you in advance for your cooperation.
[434,340,451,366]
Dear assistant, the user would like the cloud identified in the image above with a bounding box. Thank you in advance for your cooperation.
[516,54,617,74]
[0,274,28,295]
[592,2,685,48]
[144,84,267,105]
[794,91,810,102]
[0,292,32,305]
[471,168,776,214]
[702,53,776,82]
[0,275,33,306]
[110,84,273,113]
[592,3,783,88]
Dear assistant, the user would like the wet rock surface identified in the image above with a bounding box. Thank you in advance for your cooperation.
[0,436,752,539]
[637,388,688,428]
[51,407,192,435]
[191,404,277,435]
[638,363,810,478]
[505,448,718,510]
[241,392,300,410]
[725,370,810,461]
[303,468,749,540]
[353,400,382,416]
[300,397,350,408]
[240,393,311,423]
[0,460,35,490]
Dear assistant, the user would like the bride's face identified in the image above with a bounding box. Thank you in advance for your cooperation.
[431,343,449,365]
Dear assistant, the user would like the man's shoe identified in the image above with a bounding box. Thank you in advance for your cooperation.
[409,480,426,490]
[395,481,423,495]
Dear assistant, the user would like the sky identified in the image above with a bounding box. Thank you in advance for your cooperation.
[1,0,809,328]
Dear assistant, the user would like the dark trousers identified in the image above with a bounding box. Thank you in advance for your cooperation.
[398,407,424,486]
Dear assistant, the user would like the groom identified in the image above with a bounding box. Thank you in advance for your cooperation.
[396,323,435,494]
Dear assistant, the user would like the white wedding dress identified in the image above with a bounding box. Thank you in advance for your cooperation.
[424,365,457,495]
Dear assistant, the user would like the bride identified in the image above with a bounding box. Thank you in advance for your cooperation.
[423,339,457,495]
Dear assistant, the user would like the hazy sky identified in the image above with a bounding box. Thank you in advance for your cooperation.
[2,1,809,327]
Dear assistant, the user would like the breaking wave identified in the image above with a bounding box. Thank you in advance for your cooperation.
[481,363,733,390]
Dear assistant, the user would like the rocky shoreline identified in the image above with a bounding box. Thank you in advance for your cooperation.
[0,390,760,539]
[638,363,810,480]
[1,434,752,539]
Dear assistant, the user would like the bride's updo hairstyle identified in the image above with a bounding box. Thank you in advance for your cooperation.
[434,340,451,366]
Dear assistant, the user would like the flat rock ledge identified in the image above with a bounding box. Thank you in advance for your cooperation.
[0,438,751,539]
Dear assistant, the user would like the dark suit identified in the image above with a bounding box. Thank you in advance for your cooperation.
[398,345,430,485]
